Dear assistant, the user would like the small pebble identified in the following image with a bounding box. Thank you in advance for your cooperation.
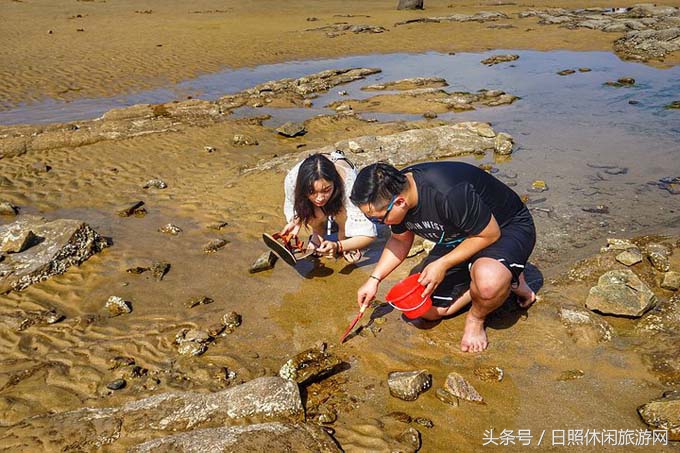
[106,379,126,390]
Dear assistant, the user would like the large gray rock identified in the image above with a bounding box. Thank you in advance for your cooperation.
[130,423,342,453]
[0,216,109,294]
[248,123,511,174]
[0,377,303,451]
[585,269,656,317]
[638,393,680,441]
[397,0,424,10]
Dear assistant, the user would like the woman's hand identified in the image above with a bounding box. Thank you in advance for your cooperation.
[279,218,301,238]
[315,239,338,258]
[357,277,379,308]
[418,260,447,298]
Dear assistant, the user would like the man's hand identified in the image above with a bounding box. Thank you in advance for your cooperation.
[418,259,447,298]
[357,278,379,308]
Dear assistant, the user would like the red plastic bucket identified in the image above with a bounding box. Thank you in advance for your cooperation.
[385,273,432,319]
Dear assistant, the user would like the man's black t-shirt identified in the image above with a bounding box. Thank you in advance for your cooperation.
[391,162,525,245]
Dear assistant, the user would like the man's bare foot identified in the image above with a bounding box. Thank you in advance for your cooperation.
[460,314,488,352]
[512,273,536,308]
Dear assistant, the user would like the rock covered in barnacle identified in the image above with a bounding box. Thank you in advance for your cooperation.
[142,179,167,189]
[158,224,182,235]
[222,312,242,333]
[0,216,109,293]
[387,370,432,401]
[106,296,132,317]
[279,346,341,385]
[443,371,484,403]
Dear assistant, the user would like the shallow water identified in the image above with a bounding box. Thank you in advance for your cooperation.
[1,50,680,450]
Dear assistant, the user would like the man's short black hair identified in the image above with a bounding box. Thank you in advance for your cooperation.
[350,162,407,208]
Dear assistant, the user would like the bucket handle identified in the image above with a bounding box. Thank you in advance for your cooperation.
[387,296,430,312]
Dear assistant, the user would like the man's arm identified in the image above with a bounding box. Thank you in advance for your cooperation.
[356,230,414,306]
[418,215,501,297]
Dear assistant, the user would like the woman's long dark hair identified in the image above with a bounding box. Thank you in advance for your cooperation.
[294,154,344,226]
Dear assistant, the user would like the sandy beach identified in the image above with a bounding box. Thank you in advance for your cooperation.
[1,1,680,451]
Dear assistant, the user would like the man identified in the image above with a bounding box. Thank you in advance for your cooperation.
[350,161,536,352]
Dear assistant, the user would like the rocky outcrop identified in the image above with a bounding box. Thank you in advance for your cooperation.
[585,269,656,317]
[0,377,303,450]
[247,122,513,174]
[327,88,517,115]
[0,216,109,294]
[217,68,381,111]
[518,5,680,62]
[362,77,448,91]
[0,68,380,157]
[131,423,342,453]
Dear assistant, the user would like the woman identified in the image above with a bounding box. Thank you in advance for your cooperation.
[281,151,376,262]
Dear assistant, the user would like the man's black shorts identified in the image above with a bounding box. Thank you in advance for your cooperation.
[412,207,536,308]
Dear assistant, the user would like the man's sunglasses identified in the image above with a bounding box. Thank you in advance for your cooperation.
[366,195,397,224]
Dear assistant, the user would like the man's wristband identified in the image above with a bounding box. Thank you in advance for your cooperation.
[369,275,382,282]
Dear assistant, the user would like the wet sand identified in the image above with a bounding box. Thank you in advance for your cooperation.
[1,1,680,452]
[4,0,680,111]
